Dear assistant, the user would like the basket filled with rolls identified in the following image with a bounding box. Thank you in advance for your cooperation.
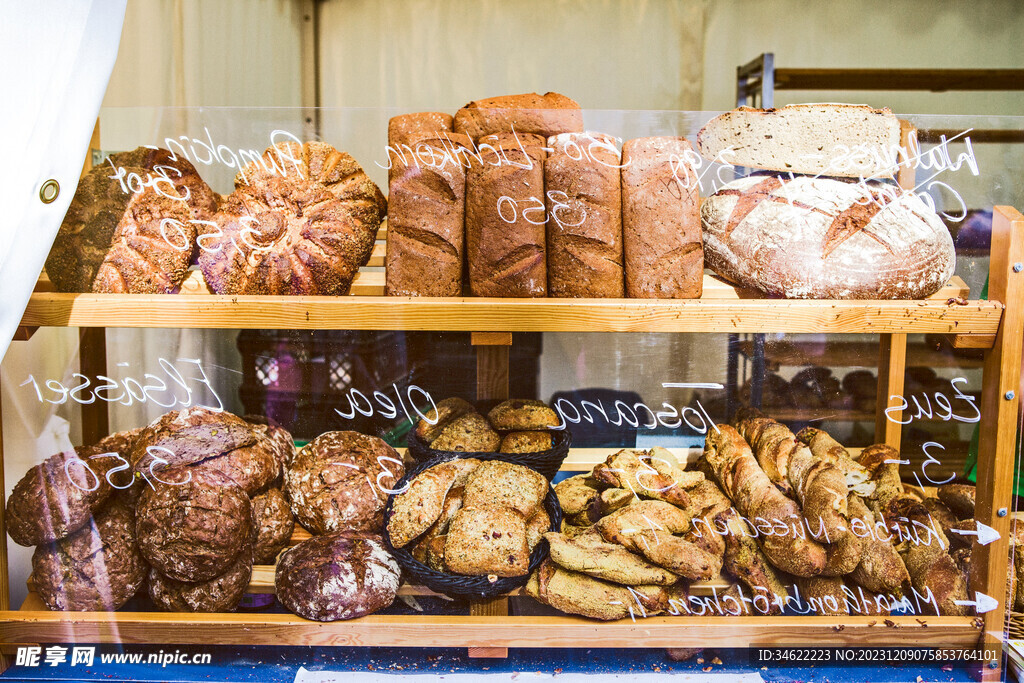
[406,397,570,480]
[383,453,563,600]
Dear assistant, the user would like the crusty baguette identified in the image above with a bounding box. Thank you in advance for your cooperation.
[717,508,788,613]
[696,104,901,179]
[701,425,826,577]
[846,494,909,595]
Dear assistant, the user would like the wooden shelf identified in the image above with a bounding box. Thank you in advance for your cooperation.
[0,608,982,650]
[737,340,986,369]
[772,67,1024,92]
[18,285,999,336]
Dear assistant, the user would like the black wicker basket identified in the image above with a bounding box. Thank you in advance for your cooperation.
[406,427,571,481]
[383,453,564,600]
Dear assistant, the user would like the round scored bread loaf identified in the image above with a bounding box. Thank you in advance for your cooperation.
[285,431,404,535]
[135,466,252,582]
[275,531,400,621]
[252,486,295,564]
[6,444,118,546]
[31,498,146,611]
[148,535,253,613]
[199,141,386,295]
[131,407,279,496]
[701,174,955,299]
[45,147,218,293]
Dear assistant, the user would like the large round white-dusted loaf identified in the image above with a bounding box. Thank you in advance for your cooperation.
[701,174,955,299]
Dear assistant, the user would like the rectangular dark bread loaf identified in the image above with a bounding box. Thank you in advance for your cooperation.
[465,132,547,297]
[621,137,703,298]
[545,132,623,298]
[454,92,583,141]
[386,112,454,183]
[385,131,472,297]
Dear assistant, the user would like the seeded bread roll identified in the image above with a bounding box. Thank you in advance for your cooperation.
[697,104,902,178]
[487,399,560,430]
[276,532,400,621]
[148,534,253,613]
[499,431,553,454]
[453,92,583,141]
[135,466,251,582]
[465,132,547,297]
[6,444,119,546]
[544,132,624,298]
[285,431,404,535]
[429,413,500,453]
[621,137,703,298]
[387,459,480,548]
[386,131,471,296]
[31,498,146,611]
[444,506,530,577]
[252,487,295,564]
[415,397,476,443]
[463,460,548,517]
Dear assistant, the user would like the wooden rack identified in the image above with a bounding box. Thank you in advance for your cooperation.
[1,190,1022,679]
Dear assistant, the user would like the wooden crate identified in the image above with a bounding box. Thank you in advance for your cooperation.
[1,207,1022,682]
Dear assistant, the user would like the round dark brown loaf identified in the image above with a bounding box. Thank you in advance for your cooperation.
[244,416,296,472]
[6,444,117,546]
[252,487,294,564]
[148,537,253,613]
[45,147,217,293]
[701,174,955,299]
[198,141,386,295]
[285,431,404,535]
[275,532,400,621]
[135,466,252,582]
[131,407,279,496]
[31,498,147,611]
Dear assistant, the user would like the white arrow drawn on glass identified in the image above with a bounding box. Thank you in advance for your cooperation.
[954,592,999,614]
[949,521,1001,546]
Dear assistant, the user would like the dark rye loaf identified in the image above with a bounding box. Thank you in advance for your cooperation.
[148,533,253,613]
[131,407,279,496]
[454,92,583,141]
[276,532,400,621]
[621,137,703,298]
[135,467,252,582]
[466,132,548,297]
[701,174,955,299]
[544,132,624,298]
[31,498,147,611]
[6,444,118,546]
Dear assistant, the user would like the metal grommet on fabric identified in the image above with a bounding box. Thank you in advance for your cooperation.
[39,179,60,204]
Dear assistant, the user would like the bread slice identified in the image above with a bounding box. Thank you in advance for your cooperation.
[697,104,901,179]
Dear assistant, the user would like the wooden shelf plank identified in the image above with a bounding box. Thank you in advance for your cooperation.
[0,611,981,649]
[737,340,985,368]
[17,292,1002,335]
[774,68,1024,92]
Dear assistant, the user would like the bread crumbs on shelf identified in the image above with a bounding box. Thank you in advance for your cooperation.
[711,657,722,665]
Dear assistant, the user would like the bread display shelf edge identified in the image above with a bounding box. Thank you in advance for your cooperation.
[18,283,1000,336]
[0,608,982,650]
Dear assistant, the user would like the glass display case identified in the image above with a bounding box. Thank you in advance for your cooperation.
[1,106,1022,680]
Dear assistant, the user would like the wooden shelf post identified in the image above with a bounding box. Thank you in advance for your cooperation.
[971,207,1024,682]
[874,333,908,449]
[469,331,514,658]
